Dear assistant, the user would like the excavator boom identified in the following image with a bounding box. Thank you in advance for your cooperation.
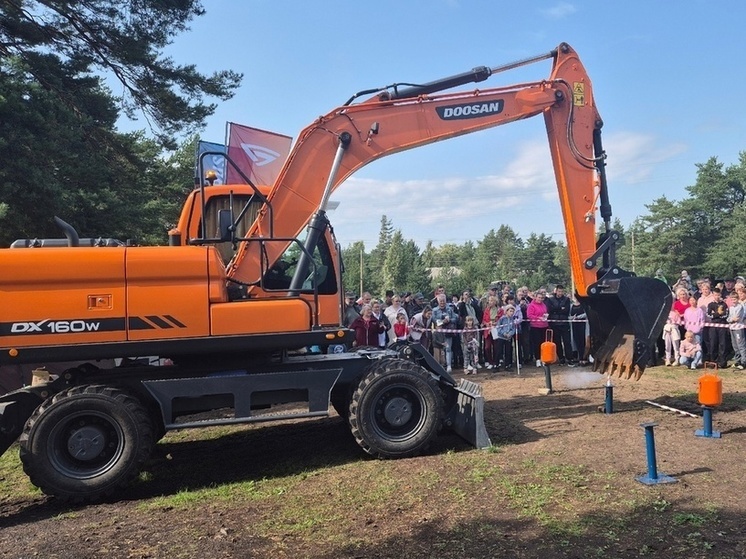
[227,43,671,377]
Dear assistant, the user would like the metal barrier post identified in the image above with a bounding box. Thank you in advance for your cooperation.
[542,364,553,394]
[695,406,721,438]
[636,422,677,485]
[604,377,614,414]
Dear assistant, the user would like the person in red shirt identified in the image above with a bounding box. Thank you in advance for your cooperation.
[672,287,689,339]
[393,312,409,341]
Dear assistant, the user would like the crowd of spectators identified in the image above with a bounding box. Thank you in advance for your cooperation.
[342,281,590,373]
[341,268,746,374]
[658,270,746,370]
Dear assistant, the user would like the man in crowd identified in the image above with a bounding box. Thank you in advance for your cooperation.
[705,287,729,368]
[343,291,360,327]
[406,292,426,317]
[432,293,459,373]
[545,284,575,365]
[430,285,446,308]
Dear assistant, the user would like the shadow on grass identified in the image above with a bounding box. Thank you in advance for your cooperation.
[321,499,745,559]
[3,388,574,527]
[0,416,363,527]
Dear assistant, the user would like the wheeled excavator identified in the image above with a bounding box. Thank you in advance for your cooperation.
[0,43,672,502]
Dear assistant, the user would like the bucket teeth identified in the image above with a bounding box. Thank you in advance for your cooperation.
[595,351,643,380]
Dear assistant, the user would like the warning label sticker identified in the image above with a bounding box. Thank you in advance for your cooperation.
[573,82,585,106]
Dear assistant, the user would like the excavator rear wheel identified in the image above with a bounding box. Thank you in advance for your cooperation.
[19,385,155,503]
[349,359,444,458]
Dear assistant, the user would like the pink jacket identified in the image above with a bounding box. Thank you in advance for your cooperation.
[679,338,701,358]
[527,300,549,328]
[683,306,705,334]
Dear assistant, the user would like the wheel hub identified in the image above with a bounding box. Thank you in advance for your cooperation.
[67,426,106,461]
[383,396,412,426]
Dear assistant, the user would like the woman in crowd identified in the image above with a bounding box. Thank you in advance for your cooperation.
[370,300,391,349]
[527,290,550,367]
[409,306,433,352]
[482,295,500,368]
[384,294,407,344]
[672,287,690,338]
[350,304,386,347]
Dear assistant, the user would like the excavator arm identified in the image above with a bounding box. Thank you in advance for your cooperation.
[227,43,671,378]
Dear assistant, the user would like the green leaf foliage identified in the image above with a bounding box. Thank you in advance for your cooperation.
[0,0,241,146]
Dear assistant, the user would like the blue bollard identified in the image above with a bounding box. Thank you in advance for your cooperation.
[604,378,613,414]
[543,364,553,394]
[636,422,677,485]
[695,406,721,438]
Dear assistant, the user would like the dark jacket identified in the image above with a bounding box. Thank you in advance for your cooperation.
[343,304,360,327]
[350,315,386,347]
[545,294,571,323]
[706,300,728,324]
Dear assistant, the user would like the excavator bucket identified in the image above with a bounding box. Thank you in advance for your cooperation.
[580,276,673,380]
[447,378,492,449]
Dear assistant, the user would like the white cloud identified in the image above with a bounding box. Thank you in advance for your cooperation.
[539,2,577,19]
[331,141,558,246]
[329,133,687,248]
[604,131,687,184]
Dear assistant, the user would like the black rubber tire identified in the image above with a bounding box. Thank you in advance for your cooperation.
[19,385,155,503]
[349,359,444,458]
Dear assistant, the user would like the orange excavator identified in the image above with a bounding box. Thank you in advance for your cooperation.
[0,43,671,502]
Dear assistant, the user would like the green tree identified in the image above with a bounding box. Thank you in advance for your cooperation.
[367,215,394,295]
[629,196,695,278]
[700,153,746,275]
[0,0,241,146]
[341,241,366,295]
[705,204,746,277]
[402,240,431,295]
[492,225,524,281]
[382,230,408,293]
[517,233,566,289]
[0,1,241,245]
[421,240,436,268]
[473,230,500,287]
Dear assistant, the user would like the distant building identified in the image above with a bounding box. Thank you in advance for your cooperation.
[427,266,462,280]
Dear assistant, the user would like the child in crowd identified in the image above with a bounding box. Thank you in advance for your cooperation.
[461,315,481,373]
[494,305,517,371]
[683,295,705,344]
[662,309,681,366]
[393,311,409,342]
[679,330,703,370]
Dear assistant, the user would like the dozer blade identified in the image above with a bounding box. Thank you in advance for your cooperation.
[446,378,492,449]
[0,389,45,457]
[580,276,673,380]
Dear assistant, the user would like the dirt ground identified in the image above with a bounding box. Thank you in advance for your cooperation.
[1,362,745,559]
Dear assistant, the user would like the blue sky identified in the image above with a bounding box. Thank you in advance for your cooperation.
[151,0,746,250]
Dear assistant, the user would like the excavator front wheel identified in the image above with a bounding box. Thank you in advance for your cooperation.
[349,359,444,458]
[19,385,155,503]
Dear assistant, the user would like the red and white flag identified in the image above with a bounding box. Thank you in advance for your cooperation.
[225,122,292,186]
